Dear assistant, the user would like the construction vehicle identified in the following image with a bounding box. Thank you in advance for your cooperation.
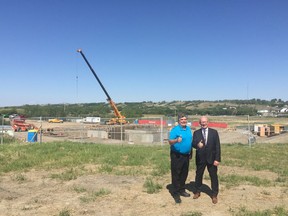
[77,49,127,125]
[48,118,64,123]
[11,119,37,132]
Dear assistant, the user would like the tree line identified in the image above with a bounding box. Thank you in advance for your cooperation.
[0,99,287,118]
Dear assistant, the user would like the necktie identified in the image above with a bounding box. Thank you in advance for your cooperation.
[203,129,207,145]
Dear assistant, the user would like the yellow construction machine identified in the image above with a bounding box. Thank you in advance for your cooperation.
[77,49,127,125]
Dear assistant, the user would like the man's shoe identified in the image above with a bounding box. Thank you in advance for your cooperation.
[193,192,201,199]
[174,196,181,204]
[212,196,218,204]
[179,191,190,197]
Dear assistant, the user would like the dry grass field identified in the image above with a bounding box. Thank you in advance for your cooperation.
[1,115,287,216]
[1,164,287,216]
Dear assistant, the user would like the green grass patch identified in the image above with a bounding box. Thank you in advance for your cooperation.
[0,142,287,186]
[0,141,171,176]
[13,173,27,183]
[72,185,87,193]
[143,177,162,194]
[231,206,287,216]
[0,135,16,144]
[79,188,111,203]
[181,212,203,216]
[220,174,271,189]
[222,143,288,179]
[50,167,85,181]
[58,208,71,216]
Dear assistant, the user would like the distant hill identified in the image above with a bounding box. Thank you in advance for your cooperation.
[1,99,287,118]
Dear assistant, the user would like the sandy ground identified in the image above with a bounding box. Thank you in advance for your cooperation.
[0,165,287,216]
[1,120,287,215]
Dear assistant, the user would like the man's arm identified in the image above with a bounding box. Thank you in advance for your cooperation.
[169,136,182,145]
[214,130,221,162]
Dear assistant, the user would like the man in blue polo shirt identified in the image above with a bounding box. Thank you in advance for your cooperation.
[168,113,193,203]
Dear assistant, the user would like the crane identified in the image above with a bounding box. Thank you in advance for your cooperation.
[77,49,127,125]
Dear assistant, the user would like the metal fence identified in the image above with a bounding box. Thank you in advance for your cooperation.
[3,116,287,145]
[5,117,173,145]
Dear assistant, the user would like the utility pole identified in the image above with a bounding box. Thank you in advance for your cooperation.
[248,115,251,148]
[40,116,42,144]
[1,115,3,144]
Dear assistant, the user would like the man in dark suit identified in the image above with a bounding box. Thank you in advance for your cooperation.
[192,116,221,204]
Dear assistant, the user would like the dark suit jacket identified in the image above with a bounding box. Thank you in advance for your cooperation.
[192,128,221,165]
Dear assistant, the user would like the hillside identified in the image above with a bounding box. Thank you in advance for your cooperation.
[1,99,287,118]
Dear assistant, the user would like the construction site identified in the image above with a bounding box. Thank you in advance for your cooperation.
[1,114,286,146]
[1,49,287,145]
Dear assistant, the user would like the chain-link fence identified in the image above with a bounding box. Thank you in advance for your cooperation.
[3,117,174,145]
[2,116,287,145]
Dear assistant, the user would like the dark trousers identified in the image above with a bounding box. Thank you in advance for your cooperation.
[170,151,190,194]
[195,162,219,196]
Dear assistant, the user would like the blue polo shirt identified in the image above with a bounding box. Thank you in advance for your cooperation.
[169,125,192,154]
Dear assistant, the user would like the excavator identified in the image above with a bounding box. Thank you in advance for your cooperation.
[77,49,127,125]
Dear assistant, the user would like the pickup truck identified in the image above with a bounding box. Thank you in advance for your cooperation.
[48,118,63,123]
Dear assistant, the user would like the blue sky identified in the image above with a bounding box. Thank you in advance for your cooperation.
[1,0,287,107]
